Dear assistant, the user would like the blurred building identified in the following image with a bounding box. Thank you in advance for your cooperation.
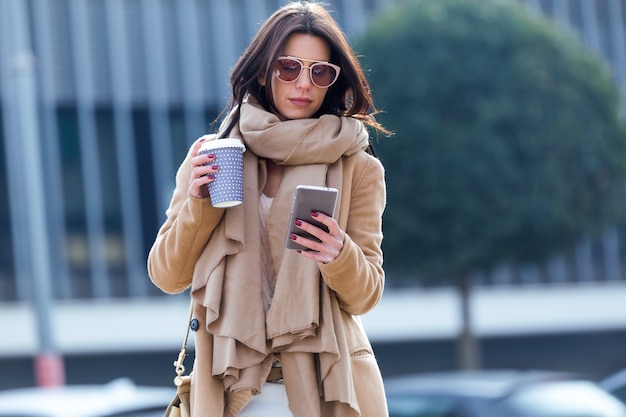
[1,0,625,301]
[0,0,626,387]
[0,0,398,302]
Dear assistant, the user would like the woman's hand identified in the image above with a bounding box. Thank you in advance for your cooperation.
[290,212,345,263]
[188,137,219,198]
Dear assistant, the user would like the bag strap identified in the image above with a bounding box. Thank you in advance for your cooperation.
[173,298,194,386]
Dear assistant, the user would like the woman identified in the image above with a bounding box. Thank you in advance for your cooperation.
[148,2,390,416]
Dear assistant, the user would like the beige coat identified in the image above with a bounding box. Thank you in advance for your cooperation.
[148,139,388,416]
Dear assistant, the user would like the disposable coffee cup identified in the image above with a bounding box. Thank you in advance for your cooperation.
[199,138,246,208]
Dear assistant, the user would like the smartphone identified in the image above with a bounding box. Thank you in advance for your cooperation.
[285,185,339,251]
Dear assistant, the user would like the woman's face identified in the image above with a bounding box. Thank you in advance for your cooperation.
[266,33,333,120]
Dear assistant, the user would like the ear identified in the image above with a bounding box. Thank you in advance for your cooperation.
[258,73,266,87]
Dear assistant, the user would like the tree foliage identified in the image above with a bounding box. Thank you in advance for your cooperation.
[358,0,626,282]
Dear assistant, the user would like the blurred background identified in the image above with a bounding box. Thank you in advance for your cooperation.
[1,0,626,395]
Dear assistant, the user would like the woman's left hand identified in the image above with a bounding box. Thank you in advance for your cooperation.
[290,212,345,263]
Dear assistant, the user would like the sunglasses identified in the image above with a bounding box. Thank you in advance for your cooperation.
[274,56,341,88]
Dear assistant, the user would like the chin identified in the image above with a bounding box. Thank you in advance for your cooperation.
[281,110,315,120]
[292,105,323,119]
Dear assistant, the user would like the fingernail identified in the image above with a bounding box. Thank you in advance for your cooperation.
[294,220,302,227]
[311,211,319,217]
[290,234,298,240]
[207,175,215,180]
[211,164,219,170]
[207,153,215,159]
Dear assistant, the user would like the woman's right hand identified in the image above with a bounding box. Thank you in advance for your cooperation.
[188,137,219,198]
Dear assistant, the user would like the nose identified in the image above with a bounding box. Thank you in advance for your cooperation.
[295,66,313,89]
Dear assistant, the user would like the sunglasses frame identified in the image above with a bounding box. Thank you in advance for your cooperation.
[274,56,341,88]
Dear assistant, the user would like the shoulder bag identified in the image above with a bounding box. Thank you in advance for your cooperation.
[164,300,194,417]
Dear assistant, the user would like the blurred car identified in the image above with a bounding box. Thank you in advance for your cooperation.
[0,378,175,417]
[384,370,626,417]
[601,367,626,404]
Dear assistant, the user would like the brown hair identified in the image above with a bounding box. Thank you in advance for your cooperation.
[217,1,389,138]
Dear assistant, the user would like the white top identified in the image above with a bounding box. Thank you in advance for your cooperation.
[259,193,276,311]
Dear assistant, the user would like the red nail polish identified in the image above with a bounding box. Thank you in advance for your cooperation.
[207,153,215,159]
[294,220,302,227]
[290,234,298,240]
[311,211,319,217]
[211,165,219,170]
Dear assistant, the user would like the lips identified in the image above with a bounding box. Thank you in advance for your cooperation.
[290,97,312,107]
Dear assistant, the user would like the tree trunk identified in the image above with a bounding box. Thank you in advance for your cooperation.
[456,274,481,370]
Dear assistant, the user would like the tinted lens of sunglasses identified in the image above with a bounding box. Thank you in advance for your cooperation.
[275,58,338,87]
[275,58,302,82]
[310,63,338,87]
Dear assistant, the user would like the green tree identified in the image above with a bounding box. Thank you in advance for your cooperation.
[357,0,626,369]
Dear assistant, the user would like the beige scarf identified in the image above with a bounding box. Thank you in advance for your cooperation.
[191,96,369,416]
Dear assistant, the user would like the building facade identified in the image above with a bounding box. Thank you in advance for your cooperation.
[0,0,625,303]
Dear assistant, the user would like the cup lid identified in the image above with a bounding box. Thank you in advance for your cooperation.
[200,138,246,151]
